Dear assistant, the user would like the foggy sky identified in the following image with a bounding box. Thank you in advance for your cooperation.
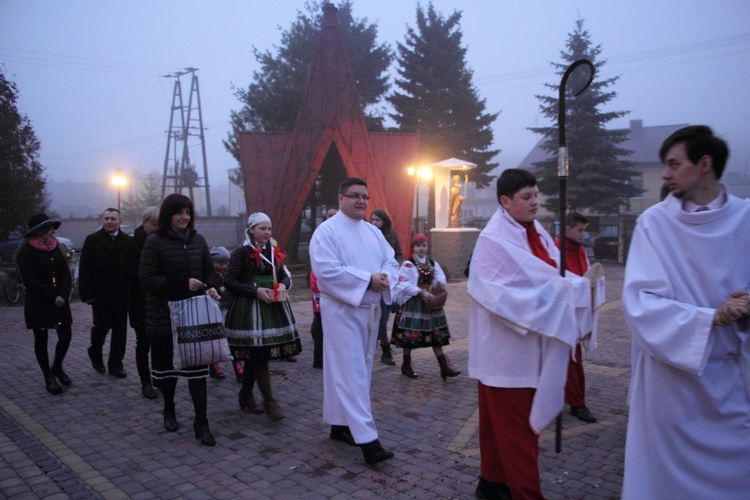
[2,0,749,192]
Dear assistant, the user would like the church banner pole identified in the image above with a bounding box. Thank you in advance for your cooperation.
[555,58,594,453]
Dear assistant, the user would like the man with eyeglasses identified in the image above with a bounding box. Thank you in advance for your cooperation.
[309,177,399,465]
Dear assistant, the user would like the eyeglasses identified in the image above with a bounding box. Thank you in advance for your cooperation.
[341,194,370,201]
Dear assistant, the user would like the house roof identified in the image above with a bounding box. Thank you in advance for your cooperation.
[516,120,690,170]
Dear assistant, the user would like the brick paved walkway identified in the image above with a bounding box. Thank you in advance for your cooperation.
[0,263,628,499]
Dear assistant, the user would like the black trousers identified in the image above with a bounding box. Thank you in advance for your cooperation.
[133,326,152,386]
[89,303,128,372]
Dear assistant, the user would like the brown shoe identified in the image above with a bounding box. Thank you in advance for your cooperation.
[264,400,284,421]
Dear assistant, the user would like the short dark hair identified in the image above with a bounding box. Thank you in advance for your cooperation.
[659,125,729,179]
[103,207,120,214]
[157,193,194,235]
[496,169,537,202]
[567,212,588,227]
[339,177,367,195]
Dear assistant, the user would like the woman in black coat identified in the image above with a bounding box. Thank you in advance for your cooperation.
[139,194,221,446]
[15,213,73,395]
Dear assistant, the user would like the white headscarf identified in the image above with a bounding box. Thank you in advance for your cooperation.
[243,212,272,247]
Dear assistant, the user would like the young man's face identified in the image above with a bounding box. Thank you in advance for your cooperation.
[500,185,538,224]
[661,142,709,201]
[565,222,587,244]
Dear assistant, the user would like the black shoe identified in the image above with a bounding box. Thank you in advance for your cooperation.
[330,425,357,446]
[109,369,127,379]
[475,475,513,500]
[193,421,216,446]
[51,366,72,386]
[380,354,396,366]
[360,439,394,465]
[163,413,179,432]
[87,347,105,373]
[44,375,63,395]
[141,384,158,399]
[570,405,598,423]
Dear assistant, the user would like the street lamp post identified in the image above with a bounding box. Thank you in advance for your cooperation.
[112,167,127,213]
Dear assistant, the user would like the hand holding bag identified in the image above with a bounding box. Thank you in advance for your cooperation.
[168,295,232,369]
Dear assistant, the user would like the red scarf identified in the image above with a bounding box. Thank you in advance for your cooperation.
[520,221,556,268]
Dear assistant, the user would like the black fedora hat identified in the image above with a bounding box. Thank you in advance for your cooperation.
[26,213,61,237]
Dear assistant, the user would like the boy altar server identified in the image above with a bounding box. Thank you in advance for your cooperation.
[468,169,592,499]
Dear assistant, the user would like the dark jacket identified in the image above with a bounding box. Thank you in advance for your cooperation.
[139,228,220,338]
[16,242,73,329]
[78,228,132,305]
[125,225,148,331]
[223,244,291,300]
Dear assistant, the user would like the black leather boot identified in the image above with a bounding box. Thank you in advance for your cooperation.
[193,420,216,446]
[44,374,63,395]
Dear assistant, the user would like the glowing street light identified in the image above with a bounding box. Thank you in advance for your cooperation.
[112,167,127,213]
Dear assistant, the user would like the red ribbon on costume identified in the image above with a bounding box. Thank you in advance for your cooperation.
[249,247,262,267]
[273,282,281,302]
[273,246,285,265]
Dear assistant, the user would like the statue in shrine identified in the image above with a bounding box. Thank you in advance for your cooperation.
[449,174,465,228]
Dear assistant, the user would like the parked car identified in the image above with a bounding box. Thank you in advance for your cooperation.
[593,235,619,260]
[0,236,21,263]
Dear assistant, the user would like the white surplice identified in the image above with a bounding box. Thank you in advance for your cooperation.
[309,211,399,444]
[468,208,592,432]
[622,189,750,499]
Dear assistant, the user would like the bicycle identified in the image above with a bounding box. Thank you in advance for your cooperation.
[3,268,24,305]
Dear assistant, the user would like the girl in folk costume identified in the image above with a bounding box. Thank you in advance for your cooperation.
[224,213,301,421]
[15,214,74,395]
[391,234,461,380]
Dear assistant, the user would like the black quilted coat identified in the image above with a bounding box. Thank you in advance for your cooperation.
[138,228,220,339]
[16,242,73,329]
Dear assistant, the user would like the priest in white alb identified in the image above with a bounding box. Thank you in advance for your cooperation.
[622,125,750,499]
[309,177,399,466]
[468,169,592,499]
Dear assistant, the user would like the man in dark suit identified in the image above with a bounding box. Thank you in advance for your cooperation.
[79,208,132,378]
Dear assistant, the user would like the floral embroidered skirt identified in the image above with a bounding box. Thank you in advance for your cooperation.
[390,295,450,349]
[224,276,301,361]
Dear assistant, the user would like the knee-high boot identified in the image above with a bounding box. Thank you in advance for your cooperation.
[254,361,284,421]
[437,354,461,380]
[238,360,262,414]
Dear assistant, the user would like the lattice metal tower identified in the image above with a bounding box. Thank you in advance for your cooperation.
[162,68,212,215]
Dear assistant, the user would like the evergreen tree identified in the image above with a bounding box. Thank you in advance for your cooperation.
[0,69,46,239]
[529,18,641,214]
[388,3,498,187]
[120,173,162,223]
[224,0,392,185]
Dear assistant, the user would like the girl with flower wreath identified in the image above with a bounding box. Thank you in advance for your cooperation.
[391,234,461,380]
[224,213,301,421]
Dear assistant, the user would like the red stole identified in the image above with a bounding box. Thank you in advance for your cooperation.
[520,221,556,268]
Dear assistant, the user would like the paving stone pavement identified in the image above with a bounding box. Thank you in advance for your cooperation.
[0,263,628,499]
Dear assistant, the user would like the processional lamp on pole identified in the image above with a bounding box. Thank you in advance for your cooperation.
[556,58,594,454]
[112,167,127,213]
